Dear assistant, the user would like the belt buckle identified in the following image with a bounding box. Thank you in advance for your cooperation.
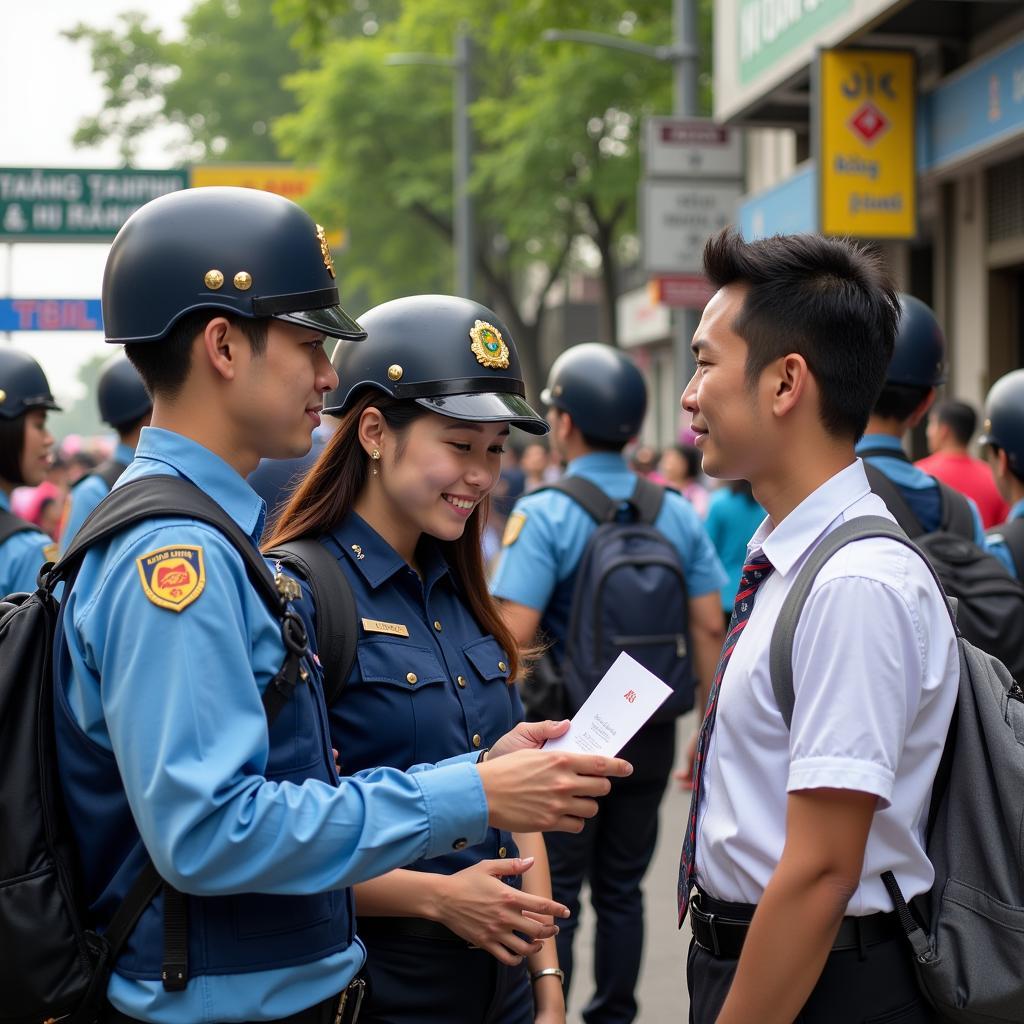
[691,894,721,957]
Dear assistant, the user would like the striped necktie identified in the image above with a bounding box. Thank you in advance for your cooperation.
[677,553,775,925]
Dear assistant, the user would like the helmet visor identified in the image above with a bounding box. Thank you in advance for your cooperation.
[276,303,367,341]
[416,391,549,435]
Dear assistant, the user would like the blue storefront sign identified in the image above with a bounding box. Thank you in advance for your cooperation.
[739,163,817,239]
[920,36,1024,173]
[0,298,103,331]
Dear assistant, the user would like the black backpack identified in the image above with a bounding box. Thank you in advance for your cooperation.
[863,458,1024,682]
[0,476,310,1024]
[770,516,1024,1022]
[0,506,40,549]
[522,476,693,724]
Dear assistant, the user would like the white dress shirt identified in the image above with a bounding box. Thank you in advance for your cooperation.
[695,459,958,914]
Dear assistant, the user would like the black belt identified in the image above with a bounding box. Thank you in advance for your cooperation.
[357,915,470,946]
[102,976,366,1024]
[690,888,903,960]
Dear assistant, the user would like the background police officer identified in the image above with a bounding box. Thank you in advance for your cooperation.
[857,294,986,541]
[981,368,1024,580]
[55,187,631,1024]
[491,343,726,1024]
[58,353,152,553]
[0,348,60,593]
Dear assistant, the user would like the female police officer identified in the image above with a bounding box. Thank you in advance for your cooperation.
[0,347,60,593]
[265,295,566,1024]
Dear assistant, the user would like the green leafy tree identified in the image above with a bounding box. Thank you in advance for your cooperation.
[48,353,110,442]
[65,0,306,164]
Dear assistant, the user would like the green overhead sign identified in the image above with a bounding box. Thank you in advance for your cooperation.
[0,167,187,241]
[738,0,850,84]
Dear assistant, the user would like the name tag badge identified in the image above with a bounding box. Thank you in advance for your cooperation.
[361,617,410,637]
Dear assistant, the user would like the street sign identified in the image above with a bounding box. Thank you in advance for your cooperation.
[0,298,103,331]
[648,275,716,310]
[642,180,743,275]
[644,118,743,179]
[0,168,187,241]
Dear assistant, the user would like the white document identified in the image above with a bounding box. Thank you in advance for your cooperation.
[543,652,673,757]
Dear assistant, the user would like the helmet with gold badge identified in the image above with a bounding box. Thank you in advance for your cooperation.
[324,295,547,434]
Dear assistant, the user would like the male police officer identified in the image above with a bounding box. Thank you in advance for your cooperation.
[55,187,632,1024]
[491,343,725,1024]
[981,368,1024,580]
[856,294,986,542]
[59,353,152,553]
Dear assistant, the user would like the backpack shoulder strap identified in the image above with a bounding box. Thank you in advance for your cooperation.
[862,460,925,538]
[266,539,358,706]
[544,476,619,523]
[990,518,1024,580]
[768,515,955,729]
[937,480,975,539]
[0,507,37,548]
[630,476,667,525]
[54,475,281,611]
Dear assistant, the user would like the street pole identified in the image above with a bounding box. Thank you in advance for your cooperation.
[671,0,700,409]
[453,29,476,300]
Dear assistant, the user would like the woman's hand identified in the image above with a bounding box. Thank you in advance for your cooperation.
[487,720,571,760]
[429,856,568,965]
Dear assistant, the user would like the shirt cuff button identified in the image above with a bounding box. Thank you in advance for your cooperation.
[452,838,468,851]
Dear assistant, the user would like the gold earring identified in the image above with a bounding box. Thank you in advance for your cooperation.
[370,448,381,476]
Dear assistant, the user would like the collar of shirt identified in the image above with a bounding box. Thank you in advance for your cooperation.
[1010,497,1024,521]
[749,459,873,578]
[113,441,136,465]
[565,451,630,479]
[855,432,905,456]
[330,511,450,592]
[124,426,266,543]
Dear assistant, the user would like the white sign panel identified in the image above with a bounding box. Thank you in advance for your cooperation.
[617,286,671,349]
[642,180,743,274]
[645,117,744,179]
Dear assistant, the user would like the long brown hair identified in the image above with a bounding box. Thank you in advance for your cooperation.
[264,392,525,680]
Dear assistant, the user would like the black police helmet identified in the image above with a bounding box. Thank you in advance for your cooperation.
[97,353,152,428]
[887,294,947,388]
[102,186,366,344]
[324,295,547,435]
[540,343,646,445]
[978,369,1024,477]
[0,348,61,420]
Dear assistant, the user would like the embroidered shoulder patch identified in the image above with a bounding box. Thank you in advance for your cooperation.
[136,545,206,612]
[502,512,527,547]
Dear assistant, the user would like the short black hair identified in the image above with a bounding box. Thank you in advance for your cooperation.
[933,399,977,447]
[0,415,25,484]
[125,311,269,400]
[874,383,932,422]
[702,230,900,440]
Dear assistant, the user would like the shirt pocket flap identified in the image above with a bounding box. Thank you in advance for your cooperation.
[463,636,511,682]
[356,639,447,689]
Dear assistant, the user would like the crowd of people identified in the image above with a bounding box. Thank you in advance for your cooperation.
[2,185,1024,1024]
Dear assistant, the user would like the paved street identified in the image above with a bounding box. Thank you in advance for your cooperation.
[566,715,695,1024]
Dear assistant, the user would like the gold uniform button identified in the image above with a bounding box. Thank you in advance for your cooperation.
[498,846,507,857]
[453,838,468,851]
[498,661,507,673]
[433,620,442,632]
[472,734,482,748]
[457,675,467,688]
[406,672,417,685]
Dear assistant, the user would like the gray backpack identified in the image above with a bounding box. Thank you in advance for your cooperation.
[770,515,1024,1023]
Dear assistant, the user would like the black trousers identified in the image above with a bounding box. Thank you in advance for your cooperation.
[546,721,676,1024]
[687,935,939,1023]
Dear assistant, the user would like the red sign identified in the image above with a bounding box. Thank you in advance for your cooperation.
[648,275,716,310]
[848,102,890,145]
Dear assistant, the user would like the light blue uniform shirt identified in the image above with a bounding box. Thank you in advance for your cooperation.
[856,434,986,545]
[0,488,51,595]
[985,498,1024,578]
[59,427,489,1023]
[58,441,136,555]
[490,452,726,620]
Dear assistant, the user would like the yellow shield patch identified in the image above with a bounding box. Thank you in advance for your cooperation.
[136,545,206,612]
[502,512,527,547]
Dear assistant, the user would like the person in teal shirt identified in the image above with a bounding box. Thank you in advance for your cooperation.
[0,347,60,595]
[703,480,766,625]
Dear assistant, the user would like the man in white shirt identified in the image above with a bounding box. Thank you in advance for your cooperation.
[678,229,957,1023]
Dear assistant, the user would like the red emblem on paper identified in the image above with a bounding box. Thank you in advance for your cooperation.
[624,689,637,704]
